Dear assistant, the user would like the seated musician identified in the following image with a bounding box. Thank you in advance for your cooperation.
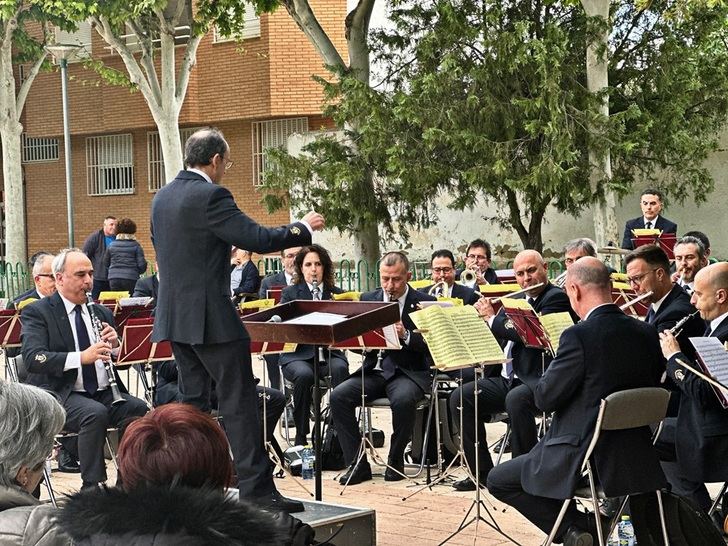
[456,238,500,286]
[279,244,350,446]
[673,235,709,295]
[449,249,576,492]
[20,248,148,490]
[230,247,260,303]
[8,252,56,309]
[657,262,728,512]
[330,251,436,484]
[488,258,666,545]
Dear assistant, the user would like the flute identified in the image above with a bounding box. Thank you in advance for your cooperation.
[486,282,545,303]
[619,290,654,312]
[85,292,125,405]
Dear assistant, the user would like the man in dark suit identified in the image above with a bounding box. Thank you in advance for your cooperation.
[132,270,158,302]
[330,251,437,484]
[150,128,323,513]
[621,188,677,250]
[657,262,728,511]
[9,252,56,309]
[456,238,500,286]
[449,249,577,491]
[21,249,148,489]
[488,258,666,545]
[420,249,481,305]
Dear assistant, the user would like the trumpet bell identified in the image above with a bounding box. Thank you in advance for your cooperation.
[460,269,478,289]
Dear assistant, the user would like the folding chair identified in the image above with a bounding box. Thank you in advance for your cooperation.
[544,387,671,546]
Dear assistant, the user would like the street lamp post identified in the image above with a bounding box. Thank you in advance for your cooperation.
[46,43,80,247]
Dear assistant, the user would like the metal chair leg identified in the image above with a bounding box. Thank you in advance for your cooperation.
[543,498,573,546]
[495,423,511,466]
[42,463,57,508]
[709,482,728,517]
[657,489,670,546]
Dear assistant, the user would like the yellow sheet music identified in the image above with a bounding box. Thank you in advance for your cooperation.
[410,305,505,370]
[437,296,463,306]
[333,291,361,301]
[539,312,574,354]
[480,283,520,294]
[239,298,275,310]
[632,228,661,236]
[98,291,130,301]
[500,297,535,311]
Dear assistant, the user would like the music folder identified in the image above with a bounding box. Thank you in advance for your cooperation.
[117,317,173,369]
[500,298,574,354]
[689,336,728,409]
[0,309,21,348]
[114,298,154,330]
[631,232,678,260]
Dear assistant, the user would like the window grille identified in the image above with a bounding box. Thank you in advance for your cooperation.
[147,127,200,191]
[21,134,59,163]
[251,117,308,186]
[86,134,134,196]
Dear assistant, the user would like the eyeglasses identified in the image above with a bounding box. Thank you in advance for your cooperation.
[626,268,658,285]
[225,160,234,170]
[432,267,453,274]
[466,254,488,261]
[283,253,297,259]
[36,274,54,279]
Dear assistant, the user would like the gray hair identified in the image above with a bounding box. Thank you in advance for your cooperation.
[380,251,410,271]
[52,248,84,276]
[674,236,706,261]
[563,238,597,257]
[31,253,54,276]
[184,128,228,168]
[0,381,66,488]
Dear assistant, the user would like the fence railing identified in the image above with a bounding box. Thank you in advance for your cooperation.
[0,262,32,301]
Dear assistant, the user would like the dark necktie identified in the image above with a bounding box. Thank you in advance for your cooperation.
[75,305,98,395]
[311,286,321,300]
[645,306,655,324]
[645,221,652,229]
[705,324,713,336]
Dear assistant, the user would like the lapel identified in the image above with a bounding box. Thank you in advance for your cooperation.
[531,284,554,312]
[49,292,76,351]
[655,285,681,320]
[711,318,728,343]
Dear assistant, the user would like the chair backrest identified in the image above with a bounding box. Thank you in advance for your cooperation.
[599,387,670,431]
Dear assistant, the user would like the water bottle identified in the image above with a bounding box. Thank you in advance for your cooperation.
[617,515,636,546]
[301,445,314,480]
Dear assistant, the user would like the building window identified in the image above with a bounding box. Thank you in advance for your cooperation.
[86,134,134,196]
[54,21,92,61]
[213,3,261,42]
[21,134,59,163]
[147,127,201,191]
[252,117,309,186]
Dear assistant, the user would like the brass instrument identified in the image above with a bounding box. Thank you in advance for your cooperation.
[554,270,567,289]
[668,310,700,337]
[486,282,545,304]
[460,268,478,289]
[428,280,449,297]
[85,292,125,405]
[619,290,654,312]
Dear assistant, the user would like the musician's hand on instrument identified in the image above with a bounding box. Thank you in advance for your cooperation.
[659,331,680,359]
[100,322,119,348]
[81,341,113,364]
[475,270,486,285]
[301,211,325,231]
[475,297,495,320]
[394,321,407,339]
[671,271,680,283]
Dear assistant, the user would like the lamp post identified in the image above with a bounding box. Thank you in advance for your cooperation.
[46,43,80,247]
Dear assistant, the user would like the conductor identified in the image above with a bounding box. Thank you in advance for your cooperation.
[151,128,324,513]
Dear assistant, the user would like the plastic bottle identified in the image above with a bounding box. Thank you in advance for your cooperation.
[301,445,314,480]
[617,514,636,546]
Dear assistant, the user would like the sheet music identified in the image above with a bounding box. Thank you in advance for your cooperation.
[690,336,728,408]
[284,312,347,326]
[539,312,575,354]
[119,297,153,307]
[500,297,534,311]
[419,300,455,308]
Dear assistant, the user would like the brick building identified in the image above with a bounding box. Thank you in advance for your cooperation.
[16,1,346,263]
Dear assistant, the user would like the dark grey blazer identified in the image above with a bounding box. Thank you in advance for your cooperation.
[621,215,678,250]
[150,170,311,345]
[258,271,287,299]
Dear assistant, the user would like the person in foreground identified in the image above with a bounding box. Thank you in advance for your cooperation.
[487,258,666,546]
[0,381,70,545]
[57,403,314,545]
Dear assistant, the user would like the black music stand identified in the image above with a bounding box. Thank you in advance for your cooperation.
[0,310,22,380]
[243,300,399,500]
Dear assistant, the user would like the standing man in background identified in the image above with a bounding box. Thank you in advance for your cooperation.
[82,216,117,299]
[621,189,677,250]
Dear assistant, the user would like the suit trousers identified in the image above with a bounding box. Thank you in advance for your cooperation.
[488,455,590,540]
[63,389,148,483]
[282,355,349,445]
[171,339,274,498]
[449,377,538,482]
[330,370,424,466]
[263,354,282,391]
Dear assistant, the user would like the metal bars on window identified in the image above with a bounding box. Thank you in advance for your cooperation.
[147,127,200,192]
[86,134,134,196]
[251,117,308,187]
[21,134,59,163]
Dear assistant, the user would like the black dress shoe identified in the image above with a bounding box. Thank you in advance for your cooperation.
[452,477,478,491]
[384,463,406,482]
[57,448,81,473]
[563,525,593,546]
[338,460,372,485]
[251,489,305,514]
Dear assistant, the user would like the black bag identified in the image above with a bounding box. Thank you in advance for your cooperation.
[629,490,724,546]
[320,420,346,471]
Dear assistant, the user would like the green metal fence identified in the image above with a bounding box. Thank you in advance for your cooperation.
[0,262,31,301]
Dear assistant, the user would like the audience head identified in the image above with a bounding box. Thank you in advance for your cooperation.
[673,236,707,284]
[683,230,711,258]
[103,216,117,237]
[32,252,56,298]
[116,218,137,236]
[184,128,230,183]
[231,247,251,266]
[294,244,334,288]
[0,382,65,494]
[691,263,728,322]
[29,250,52,268]
[625,244,672,302]
[464,239,493,273]
[117,404,233,491]
[379,251,411,300]
[639,188,664,221]
[512,249,548,298]
[53,248,94,305]
[564,258,611,319]
[563,238,597,270]
[430,249,456,287]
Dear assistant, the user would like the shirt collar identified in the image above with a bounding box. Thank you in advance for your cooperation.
[59,293,84,316]
[651,289,671,313]
[584,302,612,321]
[643,215,660,226]
[187,167,212,184]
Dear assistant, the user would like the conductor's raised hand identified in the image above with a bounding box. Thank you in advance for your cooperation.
[301,211,325,232]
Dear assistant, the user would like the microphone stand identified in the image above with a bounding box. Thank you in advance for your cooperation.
[310,278,324,501]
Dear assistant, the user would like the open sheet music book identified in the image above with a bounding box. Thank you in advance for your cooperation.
[689,336,728,409]
[500,298,574,354]
[410,305,506,370]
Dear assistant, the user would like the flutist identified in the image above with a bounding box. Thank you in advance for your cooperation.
[21,248,148,490]
[657,262,728,512]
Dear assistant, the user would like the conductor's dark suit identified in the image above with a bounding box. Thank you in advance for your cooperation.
[279,283,349,444]
[21,292,148,484]
[150,169,311,498]
[330,287,436,466]
[621,215,678,250]
[488,304,666,540]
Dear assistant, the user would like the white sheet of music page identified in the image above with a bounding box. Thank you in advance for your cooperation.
[285,312,347,325]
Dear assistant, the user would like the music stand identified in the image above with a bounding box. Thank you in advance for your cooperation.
[632,233,678,260]
[243,300,399,501]
[0,310,21,380]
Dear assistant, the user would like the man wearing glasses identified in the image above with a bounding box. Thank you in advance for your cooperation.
[421,249,481,305]
[10,252,56,309]
[457,238,500,285]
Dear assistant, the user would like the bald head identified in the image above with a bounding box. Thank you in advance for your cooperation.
[512,249,549,297]
[689,262,728,321]
[565,257,612,319]
[696,262,728,291]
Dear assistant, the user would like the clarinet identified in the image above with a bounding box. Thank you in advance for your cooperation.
[668,310,700,338]
[373,290,395,372]
[85,292,126,405]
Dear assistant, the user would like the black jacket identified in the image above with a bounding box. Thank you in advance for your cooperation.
[56,485,288,546]
[650,284,705,361]
[258,271,288,299]
[522,304,666,500]
[82,229,113,281]
[621,215,678,250]
[103,238,147,282]
[132,275,159,303]
[231,260,261,297]
[8,288,40,310]
[418,283,481,306]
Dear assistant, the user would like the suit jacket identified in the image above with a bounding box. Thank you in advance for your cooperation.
[418,283,480,306]
[150,170,311,345]
[132,275,159,302]
[356,288,436,391]
[522,304,666,500]
[490,283,577,391]
[650,284,705,361]
[258,271,287,299]
[278,283,347,365]
[20,292,127,403]
[621,215,678,250]
[231,261,261,297]
[8,288,40,310]
[666,318,728,482]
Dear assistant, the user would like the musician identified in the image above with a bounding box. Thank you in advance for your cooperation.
[279,244,349,446]
[657,262,728,511]
[132,267,158,302]
[449,250,576,491]
[420,249,480,305]
[330,251,436,485]
[456,238,500,286]
[563,238,596,269]
[20,249,148,489]
[684,230,713,261]
[230,247,260,302]
[9,252,56,309]
[150,128,322,513]
[488,258,666,545]
[621,188,677,250]
[673,235,708,294]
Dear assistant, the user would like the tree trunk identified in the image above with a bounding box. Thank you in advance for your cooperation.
[353,212,380,290]
[154,109,184,183]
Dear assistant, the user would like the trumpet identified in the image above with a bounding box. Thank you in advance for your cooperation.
[460,268,478,289]
[619,290,653,312]
[85,292,125,406]
[554,270,567,289]
[428,280,449,297]
[667,310,700,337]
